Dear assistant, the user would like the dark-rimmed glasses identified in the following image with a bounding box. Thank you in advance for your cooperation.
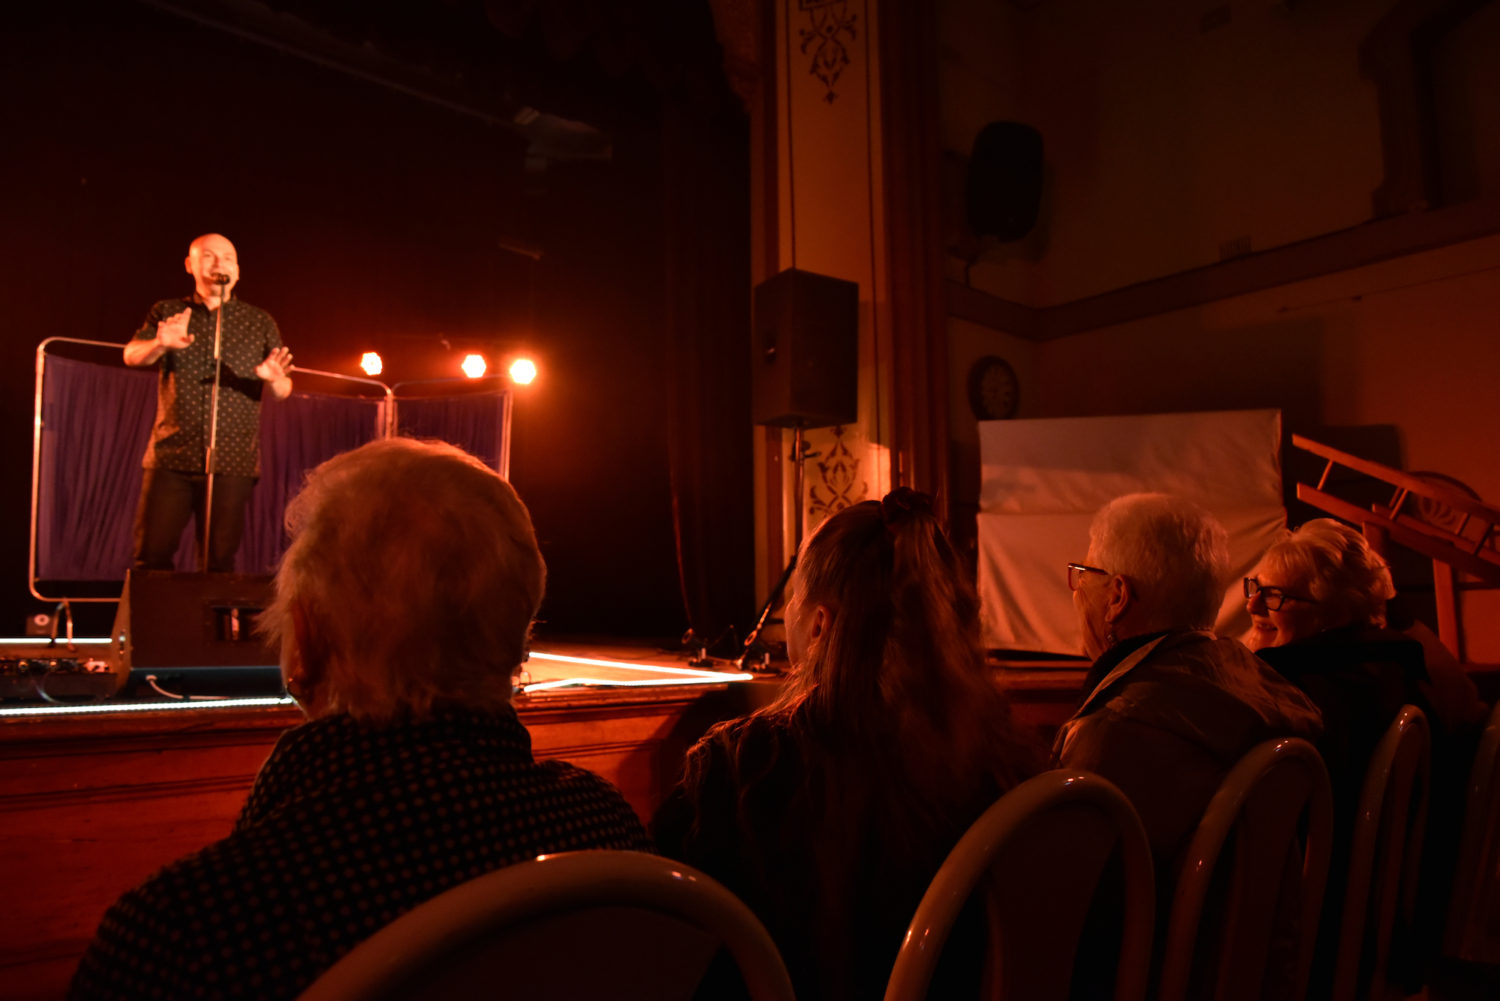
[1067,562,1110,591]
[1243,577,1317,611]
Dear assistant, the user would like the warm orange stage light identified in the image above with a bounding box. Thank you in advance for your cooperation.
[461,353,488,379]
[359,351,383,376]
[509,358,537,385]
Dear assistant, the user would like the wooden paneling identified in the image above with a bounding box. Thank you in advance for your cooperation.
[0,687,762,1001]
[0,670,1075,1000]
[0,708,293,1000]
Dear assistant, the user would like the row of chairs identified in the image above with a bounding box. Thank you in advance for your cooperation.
[298,702,1500,1000]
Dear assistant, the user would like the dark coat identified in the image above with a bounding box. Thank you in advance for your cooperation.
[653,711,1018,1001]
[1056,630,1324,864]
[1259,624,1487,993]
[70,707,652,1001]
[1055,630,1325,999]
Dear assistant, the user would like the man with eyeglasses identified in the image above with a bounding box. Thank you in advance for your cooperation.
[1054,493,1324,994]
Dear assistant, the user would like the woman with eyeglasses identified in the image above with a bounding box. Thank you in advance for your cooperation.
[1243,518,1479,737]
[1245,518,1485,994]
[1244,517,1398,652]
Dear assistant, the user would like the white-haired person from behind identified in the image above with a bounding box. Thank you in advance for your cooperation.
[70,438,653,1001]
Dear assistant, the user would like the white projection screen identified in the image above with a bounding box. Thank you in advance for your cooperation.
[977,409,1286,654]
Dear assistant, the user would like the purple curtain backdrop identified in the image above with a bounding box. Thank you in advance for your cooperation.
[36,355,514,584]
[392,391,511,476]
[242,390,388,574]
[36,356,158,580]
[35,355,384,581]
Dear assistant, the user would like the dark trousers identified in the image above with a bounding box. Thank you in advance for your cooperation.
[132,468,256,572]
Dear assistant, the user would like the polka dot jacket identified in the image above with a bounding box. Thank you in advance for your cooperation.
[134,297,284,477]
[68,706,654,1001]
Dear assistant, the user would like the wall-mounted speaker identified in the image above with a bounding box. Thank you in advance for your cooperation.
[751,268,858,429]
[966,121,1044,241]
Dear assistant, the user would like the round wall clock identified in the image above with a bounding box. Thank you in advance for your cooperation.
[967,355,1020,420]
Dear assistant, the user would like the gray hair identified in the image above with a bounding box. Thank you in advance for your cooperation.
[1088,493,1229,631]
[1257,518,1393,628]
[260,437,545,722]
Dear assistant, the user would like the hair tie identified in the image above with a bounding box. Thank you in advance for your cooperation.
[880,487,933,527]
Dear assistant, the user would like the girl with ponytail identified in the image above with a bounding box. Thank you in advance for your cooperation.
[653,489,1041,1001]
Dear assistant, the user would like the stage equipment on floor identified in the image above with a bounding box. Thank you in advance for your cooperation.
[0,638,120,701]
[113,570,277,675]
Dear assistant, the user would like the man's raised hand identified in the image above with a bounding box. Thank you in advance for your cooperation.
[156,310,194,350]
[256,346,293,383]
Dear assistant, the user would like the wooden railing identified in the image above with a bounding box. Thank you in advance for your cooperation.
[1292,434,1500,661]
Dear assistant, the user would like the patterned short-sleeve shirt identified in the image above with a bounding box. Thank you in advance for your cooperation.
[68,707,654,1001]
[134,297,283,477]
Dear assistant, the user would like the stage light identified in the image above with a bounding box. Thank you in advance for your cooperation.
[461,353,488,379]
[359,351,383,376]
[509,358,537,385]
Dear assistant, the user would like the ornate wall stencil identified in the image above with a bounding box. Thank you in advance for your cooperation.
[798,0,858,103]
[808,424,870,519]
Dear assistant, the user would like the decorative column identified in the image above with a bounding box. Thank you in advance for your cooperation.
[735,0,947,603]
[761,0,893,580]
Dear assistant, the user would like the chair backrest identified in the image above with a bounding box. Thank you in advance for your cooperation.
[883,769,1155,1001]
[1158,737,1333,1001]
[1331,704,1432,1001]
[1444,699,1500,964]
[295,850,796,1001]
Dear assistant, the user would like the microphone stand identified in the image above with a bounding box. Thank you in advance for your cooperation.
[199,275,229,573]
[736,423,815,669]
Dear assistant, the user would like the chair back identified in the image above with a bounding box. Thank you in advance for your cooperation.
[295,850,796,1001]
[1158,737,1333,1001]
[883,769,1154,1001]
[1444,700,1500,964]
[1331,705,1431,1001]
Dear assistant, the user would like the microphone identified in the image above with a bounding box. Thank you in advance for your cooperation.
[212,273,230,285]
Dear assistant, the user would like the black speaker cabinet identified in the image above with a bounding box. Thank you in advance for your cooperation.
[751,268,859,428]
[114,570,279,672]
[966,121,1043,241]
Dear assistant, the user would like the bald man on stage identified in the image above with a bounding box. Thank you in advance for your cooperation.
[124,233,293,572]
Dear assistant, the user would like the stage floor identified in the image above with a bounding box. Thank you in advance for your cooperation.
[518,640,758,692]
[0,635,764,717]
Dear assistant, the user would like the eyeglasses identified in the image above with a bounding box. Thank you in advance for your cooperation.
[1067,562,1111,591]
[1243,577,1317,611]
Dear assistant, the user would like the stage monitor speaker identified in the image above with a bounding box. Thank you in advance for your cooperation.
[966,121,1043,241]
[114,570,279,673]
[751,268,858,428]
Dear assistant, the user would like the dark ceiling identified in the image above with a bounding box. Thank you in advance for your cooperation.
[136,0,743,160]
